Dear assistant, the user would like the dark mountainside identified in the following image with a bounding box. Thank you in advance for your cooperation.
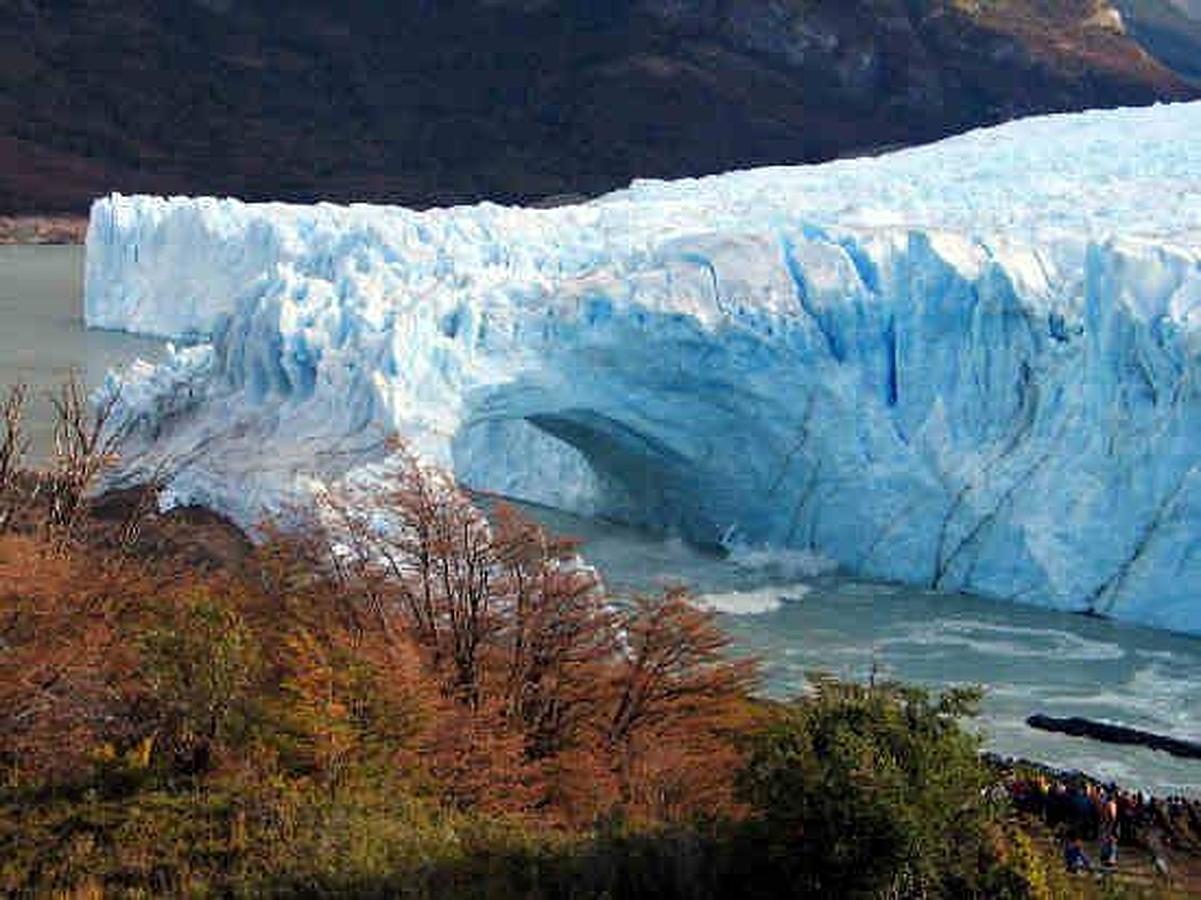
[1,0,1194,214]
[1114,0,1201,83]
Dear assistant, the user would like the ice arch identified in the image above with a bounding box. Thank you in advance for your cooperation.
[96,218,1201,636]
[453,401,725,543]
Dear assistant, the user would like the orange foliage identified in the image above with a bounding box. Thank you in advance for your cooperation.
[0,536,145,781]
[1,438,758,830]
[491,502,616,761]
[322,457,759,825]
[605,589,758,821]
[424,695,547,817]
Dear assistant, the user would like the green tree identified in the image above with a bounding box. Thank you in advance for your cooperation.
[736,678,993,898]
[141,590,261,773]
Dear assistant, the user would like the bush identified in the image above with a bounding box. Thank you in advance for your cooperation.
[734,678,996,898]
[140,589,262,773]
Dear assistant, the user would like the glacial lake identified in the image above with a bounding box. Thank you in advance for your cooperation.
[5,244,1201,796]
[0,245,165,458]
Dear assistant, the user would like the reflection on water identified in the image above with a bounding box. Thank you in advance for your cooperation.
[520,502,1201,797]
[0,246,165,459]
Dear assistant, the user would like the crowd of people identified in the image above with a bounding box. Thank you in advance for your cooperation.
[999,761,1201,879]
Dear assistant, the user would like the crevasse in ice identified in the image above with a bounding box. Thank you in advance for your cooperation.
[85,101,1201,633]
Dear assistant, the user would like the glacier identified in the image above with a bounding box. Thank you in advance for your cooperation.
[84,101,1201,634]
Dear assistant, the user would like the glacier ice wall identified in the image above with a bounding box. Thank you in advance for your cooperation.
[85,102,1201,633]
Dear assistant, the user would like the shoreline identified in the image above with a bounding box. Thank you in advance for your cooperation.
[0,215,87,245]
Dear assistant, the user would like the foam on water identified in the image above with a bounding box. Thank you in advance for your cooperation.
[696,583,812,615]
[874,619,1128,662]
[722,544,839,580]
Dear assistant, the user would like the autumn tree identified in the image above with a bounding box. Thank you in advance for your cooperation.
[0,537,146,783]
[273,590,432,787]
[606,588,758,820]
[152,525,427,791]
[323,449,498,708]
[43,373,121,548]
[491,502,616,760]
[0,385,29,532]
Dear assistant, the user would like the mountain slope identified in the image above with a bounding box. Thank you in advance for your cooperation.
[1,0,1193,213]
[1114,0,1201,83]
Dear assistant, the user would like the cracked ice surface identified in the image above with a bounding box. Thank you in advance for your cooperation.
[85,101,1201,633]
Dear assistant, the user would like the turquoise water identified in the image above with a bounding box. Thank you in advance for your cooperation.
[5,245,1200,796]
[520,501,1201,798]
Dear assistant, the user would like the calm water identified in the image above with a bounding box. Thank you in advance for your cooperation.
[0,246,165,458]
[5,245,1201,796]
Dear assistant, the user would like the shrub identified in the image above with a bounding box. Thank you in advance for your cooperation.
[140,589,262,773]
[735,678,995,898]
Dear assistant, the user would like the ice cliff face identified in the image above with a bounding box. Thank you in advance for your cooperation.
[85,102,1201,633]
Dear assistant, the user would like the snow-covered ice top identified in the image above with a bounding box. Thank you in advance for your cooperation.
[86,102,1201,633]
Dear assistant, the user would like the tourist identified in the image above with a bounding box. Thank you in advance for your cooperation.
[1063,836,1092,874]
[1099,831,1118,868]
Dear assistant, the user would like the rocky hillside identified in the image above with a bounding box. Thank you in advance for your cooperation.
[1114,0,1201,82]
[1,0,1192,213]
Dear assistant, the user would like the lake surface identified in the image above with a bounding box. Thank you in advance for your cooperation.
[5,245,1201,796]
[0,245,165,459]
[521,504,1201,797]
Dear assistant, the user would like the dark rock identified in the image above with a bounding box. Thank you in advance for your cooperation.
[1027,714,1201,760]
